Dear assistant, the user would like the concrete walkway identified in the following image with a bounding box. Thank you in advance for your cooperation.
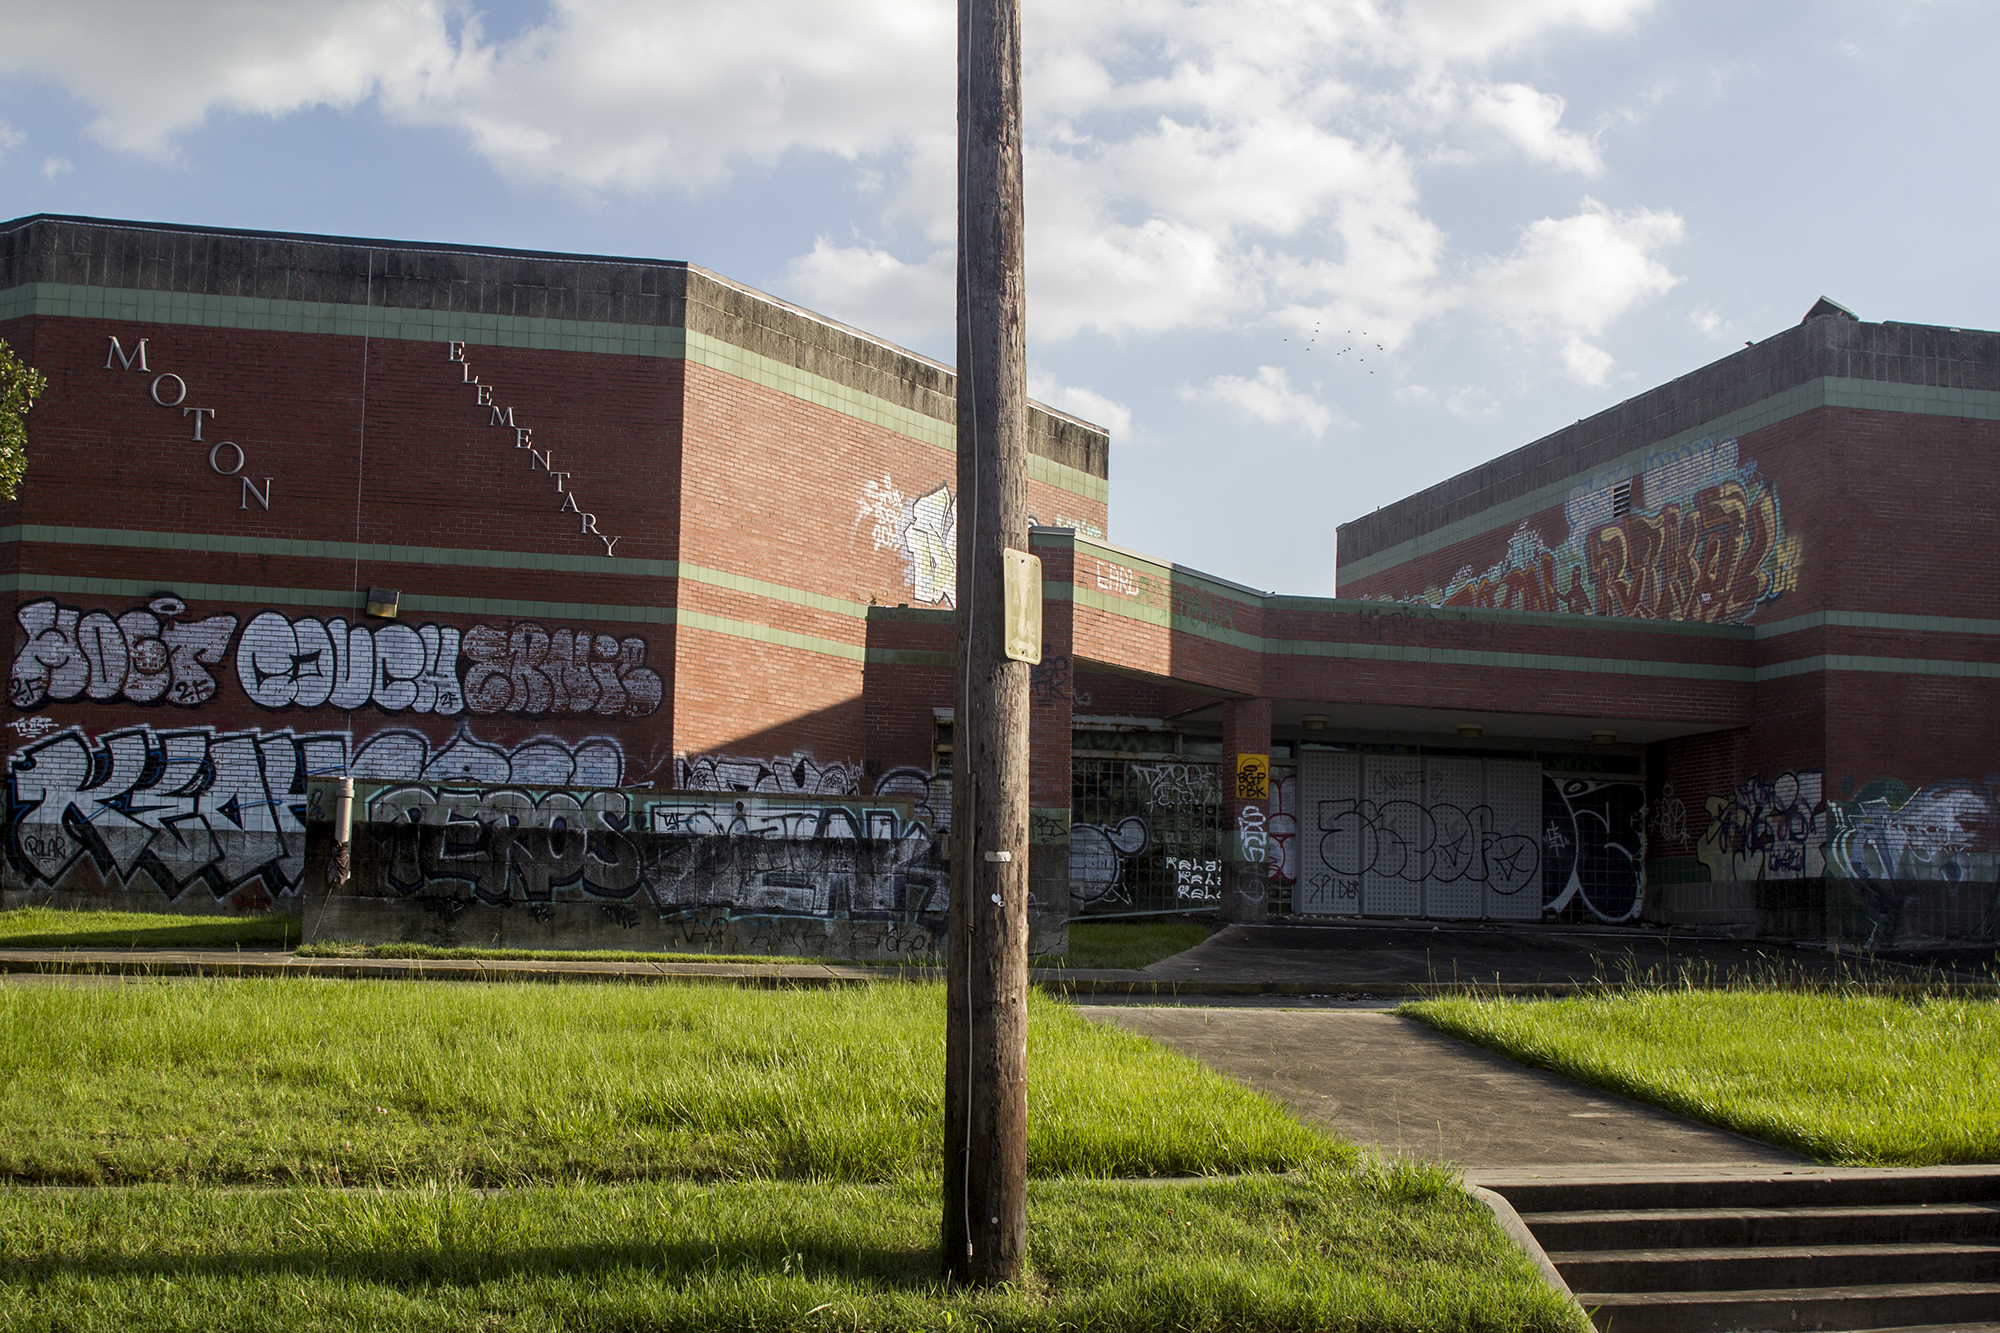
[1082,1005,1801,1170]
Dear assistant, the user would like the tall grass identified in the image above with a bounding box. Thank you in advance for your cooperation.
[0,978,1340,1186]
[0,907,296,950]
[0,1169,1587,1333]
[1404,988,2000,1165]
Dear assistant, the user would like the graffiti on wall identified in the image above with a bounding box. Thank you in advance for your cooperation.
[459,623,663,717]
[1543,777,1646,921]
[678,751,862,797]
[1395,436,1800,625]
[5,724,632,901]
[1827,776,2000,885]
[7,723,343,902]
[13,597,238,709]
[364,779,944,919]
[1314,798,1542,898]
[1266,772,1298,887]
[1697,771,1827,881]
[858,476,957,607]
[14,597,663,720]
[1680,770,2000,887]
[239,612,465,714]
[351,728,627,788]
[1069,817,1149,907]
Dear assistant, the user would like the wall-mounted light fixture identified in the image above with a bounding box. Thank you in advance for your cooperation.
[1299,714,1328,731]
[1589,728,1617,745]
[1457,723,1484,739]
[365,587,401,619]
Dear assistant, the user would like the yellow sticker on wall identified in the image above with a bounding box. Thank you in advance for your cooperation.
[1235,752,1269,801]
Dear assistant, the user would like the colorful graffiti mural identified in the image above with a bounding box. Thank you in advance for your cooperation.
[1687,770,2000,887]
[1397,437,1801,624]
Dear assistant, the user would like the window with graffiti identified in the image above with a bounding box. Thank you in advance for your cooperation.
[1068,756,1222,915]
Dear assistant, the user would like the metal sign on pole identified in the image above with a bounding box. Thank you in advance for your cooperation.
[943,0,1031,1288]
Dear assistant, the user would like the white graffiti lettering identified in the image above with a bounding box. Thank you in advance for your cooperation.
[12,597,237,710]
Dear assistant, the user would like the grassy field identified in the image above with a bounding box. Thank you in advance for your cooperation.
[293,917,1214,971]
[0,907,296,950]
[0,977,1333,1186]
[1404,989,2000,1165]
[0,974,1585,1331]
[0,1169,1583,1333]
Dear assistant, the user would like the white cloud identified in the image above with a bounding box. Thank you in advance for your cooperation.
[0,0,1683,391]
[1183,366,1335,438]
[0,1,452,156]
[782,240,954,345]
[1460,82,1602,173]
[0,121,22,155]
[1028,373,1133,441]
[1689,307,1738,341]
[40,156,70,179]
[1468,198,1685,382]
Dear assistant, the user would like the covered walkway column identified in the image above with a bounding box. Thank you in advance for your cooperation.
[1220,697,1273,924]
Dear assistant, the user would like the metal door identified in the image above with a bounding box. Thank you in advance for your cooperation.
[1422,756,1484,919]
[1361,754,1423,916]
[1482,759,1544,919]
[1295,750,1360,915]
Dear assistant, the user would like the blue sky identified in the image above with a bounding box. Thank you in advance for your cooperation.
[1,0,1992,595]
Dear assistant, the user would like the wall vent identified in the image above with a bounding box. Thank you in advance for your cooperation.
[1611,481,1632,518]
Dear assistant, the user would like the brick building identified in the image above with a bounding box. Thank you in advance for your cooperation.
[2,216,1992,952]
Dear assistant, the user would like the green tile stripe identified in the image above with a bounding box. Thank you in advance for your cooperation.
[1268,593,1753,639]
[675,609,864,663]
[0,525,872,620]
[1266,636,1755,682]
[1340,377,2000,582]
[0,572,674,625]
[682,328,951,452]
[0,523,670,577]
[3,282,1109,502]
[3,281,688,357]
[1756,654,2000,682]
[1756,609,2000,640]
[0,574,873,665]
[678,561,867,619]
[1027,453,1109,506]
[865,648,954,667]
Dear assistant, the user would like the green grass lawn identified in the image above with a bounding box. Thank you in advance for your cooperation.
[0,975,1584,1331]
[0,1170,1582,1333]
[0,906,297,950]
[294,917,1213,971]
[1404,989,2000,1165]
[0,977,1331,1186]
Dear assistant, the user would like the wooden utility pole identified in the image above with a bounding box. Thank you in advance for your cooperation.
[943,0,1030,1288]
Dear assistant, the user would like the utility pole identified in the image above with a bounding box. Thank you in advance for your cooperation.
[943,0,1029,1288]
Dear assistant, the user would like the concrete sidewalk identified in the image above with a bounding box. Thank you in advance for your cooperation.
[1083,1005,1800,1170]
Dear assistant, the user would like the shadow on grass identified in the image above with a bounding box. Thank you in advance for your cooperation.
[1,1237,948,1291]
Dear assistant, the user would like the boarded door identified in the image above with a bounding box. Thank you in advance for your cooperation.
[1295,750,1360,915]
[1421,756,1484,919]
[1482,759,1544,918]
[1361,754,1423,916]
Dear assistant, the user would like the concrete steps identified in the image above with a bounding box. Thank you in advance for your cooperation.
[1479,1168,2000,1332]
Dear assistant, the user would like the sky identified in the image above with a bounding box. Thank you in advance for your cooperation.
[0,0,1993,596]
